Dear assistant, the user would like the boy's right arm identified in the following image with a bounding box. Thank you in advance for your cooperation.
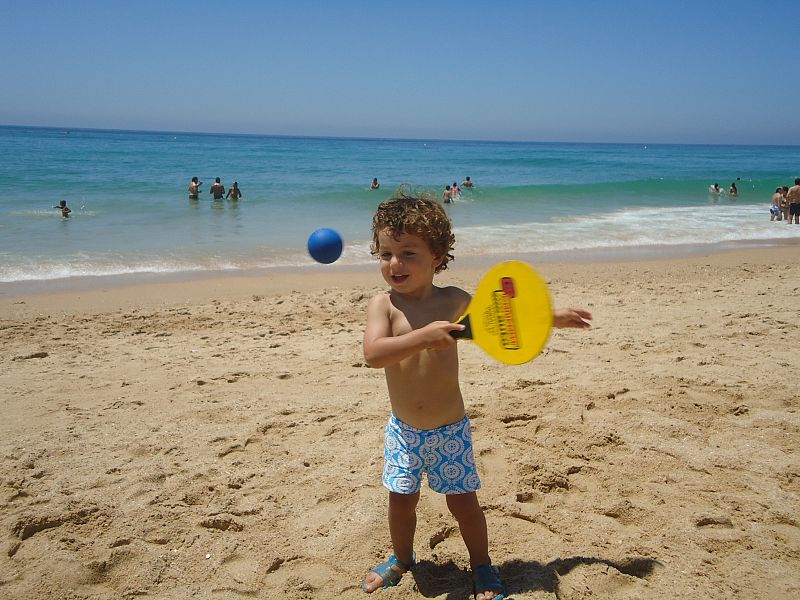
[363,294,462,369]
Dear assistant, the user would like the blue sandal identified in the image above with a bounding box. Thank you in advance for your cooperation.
[472,564,507,599]
[362,553,415,592]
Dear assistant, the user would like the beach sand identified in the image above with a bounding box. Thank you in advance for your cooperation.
[1,246,798,599]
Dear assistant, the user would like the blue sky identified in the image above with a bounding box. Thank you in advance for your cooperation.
[2,1,798,144]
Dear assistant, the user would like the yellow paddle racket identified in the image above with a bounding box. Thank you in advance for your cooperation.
[451,261,553,365]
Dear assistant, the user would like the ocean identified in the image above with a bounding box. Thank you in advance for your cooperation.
[1,125,798,289]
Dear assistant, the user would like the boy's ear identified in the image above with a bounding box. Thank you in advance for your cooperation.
[432,255,444,269]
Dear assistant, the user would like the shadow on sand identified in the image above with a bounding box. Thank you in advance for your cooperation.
[412,555,663,599]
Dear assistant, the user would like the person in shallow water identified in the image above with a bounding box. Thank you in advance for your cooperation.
[54,199,71,218]
[209,177,225,200]
[188,176,202,199]
[226,181,242,200]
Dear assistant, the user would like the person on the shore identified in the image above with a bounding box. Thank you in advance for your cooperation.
[729,182,738,197]
[54,199,71,218]
[462,176,474,188]
[781,186,791,222]
[771,187,784,221]
[361,192,592,598]
[442,185,452,204]
[188,177,202,200]
[209,177,225,200]
[226,181,242,200]
[787,178,800,224]
[371,178,380,190]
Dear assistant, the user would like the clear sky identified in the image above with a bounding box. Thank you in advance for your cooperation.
[2,0,798,144]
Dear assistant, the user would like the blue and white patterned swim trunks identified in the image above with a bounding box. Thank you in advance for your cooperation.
[383,414,481,495]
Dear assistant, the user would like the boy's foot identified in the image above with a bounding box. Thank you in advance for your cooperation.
[472,564,507,600]
[362,554,414,593]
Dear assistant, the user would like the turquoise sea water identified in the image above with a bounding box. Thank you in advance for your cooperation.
[1,125,799,286]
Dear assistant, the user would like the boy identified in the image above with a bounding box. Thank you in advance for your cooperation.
[54,200,71,218]
[362,191,591,599]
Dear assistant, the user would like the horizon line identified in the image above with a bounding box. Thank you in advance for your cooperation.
[1,123,799,149]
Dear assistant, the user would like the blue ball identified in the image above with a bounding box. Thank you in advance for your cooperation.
[307,227,343,264]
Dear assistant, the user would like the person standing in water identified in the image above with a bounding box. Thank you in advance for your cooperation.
[54,200,71,218]
[787,178,800,224]
[771,187,784,221]
[188,177,202,200]
[226,181,242,200]
[209,177,225,200]
[442,185,452,204]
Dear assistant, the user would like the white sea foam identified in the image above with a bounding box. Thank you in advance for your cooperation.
[454,205,797,256]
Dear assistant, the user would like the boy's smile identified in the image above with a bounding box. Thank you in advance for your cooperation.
[377,229,442,297]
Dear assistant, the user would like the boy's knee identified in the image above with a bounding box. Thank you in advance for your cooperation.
[445,492,482,519]
[389,491,420,511]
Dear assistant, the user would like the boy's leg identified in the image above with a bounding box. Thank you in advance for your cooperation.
[446,491,490,568]
[447,492,504,600]
[447,492,505,600]
[363,491,419,593]
[389,490,419,566]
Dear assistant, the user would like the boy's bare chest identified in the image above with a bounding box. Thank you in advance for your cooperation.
[389,302,459,336]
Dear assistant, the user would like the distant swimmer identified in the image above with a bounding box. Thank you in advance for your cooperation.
[371,177,380,190]
[226,181,242,200]
[788,178,800,224]
[729,182,738,196]
[452,181,461,199]
[781,186,791,222]
[442,185,452,204]
[461,176,474,188]
[770,187,783,221]
[209,177,225,200]
[53,199,71,218]
[709,183,721,194]
[188,176,202,200]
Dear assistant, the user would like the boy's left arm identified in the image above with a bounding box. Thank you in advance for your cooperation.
[553,307,592,329]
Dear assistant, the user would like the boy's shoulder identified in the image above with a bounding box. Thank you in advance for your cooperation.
[367,290,390,304]
[436,284,470,300]
[434,285,471,316]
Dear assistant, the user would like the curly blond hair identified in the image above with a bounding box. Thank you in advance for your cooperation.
[370,187,455,273]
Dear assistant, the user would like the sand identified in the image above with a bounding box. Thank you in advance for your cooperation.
[1,246,799,599]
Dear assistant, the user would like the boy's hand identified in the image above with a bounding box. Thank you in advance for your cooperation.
[419,320,465,350]
[553,307,592,329]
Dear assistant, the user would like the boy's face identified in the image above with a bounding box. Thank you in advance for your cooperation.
[376,228,442,295]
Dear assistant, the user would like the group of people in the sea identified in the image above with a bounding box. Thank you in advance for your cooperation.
[371,176,475,205]
[709,181,739,196]
[442,177,475,204]
[770,178,800,223]
[188,176,242,201]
